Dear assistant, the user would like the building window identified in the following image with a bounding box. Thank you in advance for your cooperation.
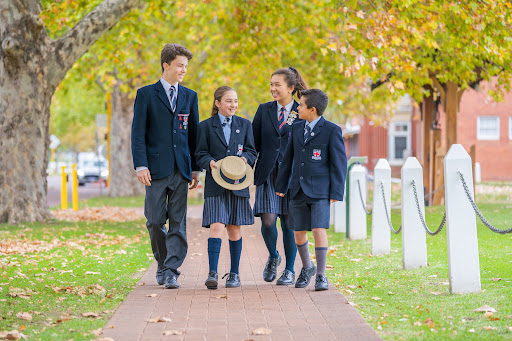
[388,122,411,164]
[477,116,500,140]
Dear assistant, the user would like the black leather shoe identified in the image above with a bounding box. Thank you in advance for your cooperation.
[315,274,329,291]
[295,264,317,288]
[156,265,165,285]
[223,273,241,288]
[263,253,281,282]
[164,274,180,289]
[276,269,295,286]
[205,271,218,290]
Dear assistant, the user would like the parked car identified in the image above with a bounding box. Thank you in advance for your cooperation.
[77,156,109,186]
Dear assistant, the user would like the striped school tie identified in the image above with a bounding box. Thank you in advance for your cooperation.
[304,124,311,142]
[278,107,286,131]
[169,86,176,112]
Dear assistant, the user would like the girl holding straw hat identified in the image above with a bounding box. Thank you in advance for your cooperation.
[195,86,257,289]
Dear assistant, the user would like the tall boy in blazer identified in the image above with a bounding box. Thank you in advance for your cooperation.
[276,89,347,291]
[131,43,201,289]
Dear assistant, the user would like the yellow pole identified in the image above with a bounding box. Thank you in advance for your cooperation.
[61,166,67,209]
[72,164,79,211]
[107,92,112,187]
[51,148,55,162]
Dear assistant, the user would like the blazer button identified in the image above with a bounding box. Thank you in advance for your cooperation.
[173,144,176,147]
[301,162,304,166]
[227,150,230,153]
[276,149,279,152]
[302,149,305,152]
[300,176,303,180]
[173,130,176,133]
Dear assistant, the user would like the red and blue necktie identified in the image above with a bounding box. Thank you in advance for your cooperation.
[278,107,286,131]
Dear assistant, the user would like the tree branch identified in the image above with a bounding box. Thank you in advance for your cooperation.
[47,0,142,88]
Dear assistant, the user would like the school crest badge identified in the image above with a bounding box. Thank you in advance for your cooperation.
[312,149,322,160]
[287,111,298,125]
[178,114,189,130]
[237,144,243,156]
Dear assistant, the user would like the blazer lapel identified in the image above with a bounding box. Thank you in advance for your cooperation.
[213,114,228,147]
[305,117,325,145]
[229,116,241,150]
[297,121,306,146]
[155,81,172,113]
[268,101,280,134]
[174,84,186,114]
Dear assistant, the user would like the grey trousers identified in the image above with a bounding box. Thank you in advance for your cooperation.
[144,169,188,277]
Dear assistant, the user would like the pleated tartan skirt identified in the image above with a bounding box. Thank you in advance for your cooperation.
[253,167,289,216]
[202,190,254,228]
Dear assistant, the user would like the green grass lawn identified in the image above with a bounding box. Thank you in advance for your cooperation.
[0,219,152,340]
[325,202,512,340]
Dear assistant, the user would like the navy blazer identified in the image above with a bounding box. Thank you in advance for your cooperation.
[195,114,257,198]
[275,117,348,201]
[252,101,301,186]
[131,81,200,181]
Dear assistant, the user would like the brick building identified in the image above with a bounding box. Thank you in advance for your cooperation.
[342,82,512,181]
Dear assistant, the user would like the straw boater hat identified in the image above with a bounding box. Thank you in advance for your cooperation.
[211,156,254,191]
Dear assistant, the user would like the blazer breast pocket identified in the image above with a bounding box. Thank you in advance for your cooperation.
[310,144,326,162]
[178,112,190,132]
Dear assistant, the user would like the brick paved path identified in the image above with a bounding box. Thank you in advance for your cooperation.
[101,206,381,341]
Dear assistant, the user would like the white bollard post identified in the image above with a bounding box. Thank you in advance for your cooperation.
[372,159,391,256]
[349,164,367,240]
[330,203,335,226]
[333,196,346,233]
[444,144,481,294]
[401,157,427,269]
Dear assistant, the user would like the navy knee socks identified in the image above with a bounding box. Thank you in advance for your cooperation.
[229,237,243,274]
[207,238,222,273]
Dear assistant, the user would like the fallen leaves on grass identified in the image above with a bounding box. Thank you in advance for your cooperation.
[82,312,100,318]
[482,326,497,331]
[52,207,143,222]
[0,330,27,340]
[251,328,272,335]
[16,312,32,321]
[349,258,363,262]
[430,291,442,296]
[163,330,184,335]
[85,271,100,275]
[474,305,497,313]
[148,316,172,323]
[492,278,502,281]
[424,318,435,328]
[371,297,382,301]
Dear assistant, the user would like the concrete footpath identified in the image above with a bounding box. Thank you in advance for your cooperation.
[100,206,381,341]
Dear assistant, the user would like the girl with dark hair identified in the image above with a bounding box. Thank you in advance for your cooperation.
[252,67,309,285]
[195,86,257,289]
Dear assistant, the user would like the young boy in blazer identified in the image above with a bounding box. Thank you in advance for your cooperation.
[276,89,347,291]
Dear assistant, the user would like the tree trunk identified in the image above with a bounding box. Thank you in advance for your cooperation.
[109,83,144,197]
[0,0,141,223]
[419,92,434,202]
[444,81,463,149]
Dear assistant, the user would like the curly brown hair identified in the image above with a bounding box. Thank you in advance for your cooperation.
[160,43,193,72]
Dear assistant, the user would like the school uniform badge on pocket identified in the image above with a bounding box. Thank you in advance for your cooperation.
[178,114,189,130]
[312,149,322,160]
[237,144,243,156]
[287,111,298,125]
